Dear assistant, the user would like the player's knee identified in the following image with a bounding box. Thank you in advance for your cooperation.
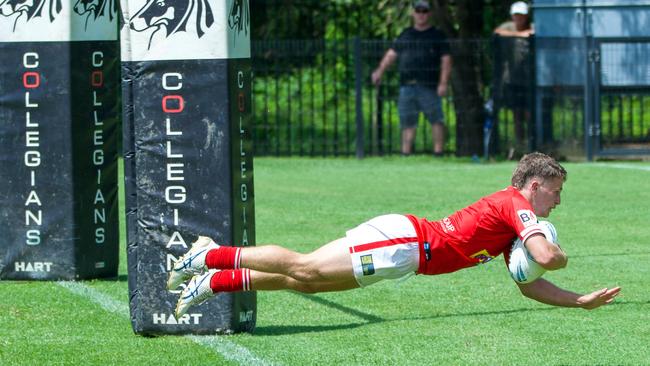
[289,256,324,283]
[292,267,324,283]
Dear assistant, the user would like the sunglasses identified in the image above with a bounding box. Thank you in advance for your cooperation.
[415,8,430,14]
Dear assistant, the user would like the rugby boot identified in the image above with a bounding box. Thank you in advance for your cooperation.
[167,236,219,290]
[175,270,218,319]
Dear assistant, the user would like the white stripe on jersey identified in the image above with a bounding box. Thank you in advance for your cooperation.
[521,224,544,242]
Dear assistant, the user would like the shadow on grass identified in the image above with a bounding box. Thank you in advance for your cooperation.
[253,322,370,336]
[292,292,384,322]
[255,293,649,336]
[252,292,384,336]
[252,292,569,336]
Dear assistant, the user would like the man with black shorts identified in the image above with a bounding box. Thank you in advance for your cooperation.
[371,0,452,156]
[169,152,621,318]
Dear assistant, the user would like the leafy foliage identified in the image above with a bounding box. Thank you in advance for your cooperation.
[251,0,517,41]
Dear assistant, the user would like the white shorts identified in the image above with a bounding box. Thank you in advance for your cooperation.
[344,214,419,287]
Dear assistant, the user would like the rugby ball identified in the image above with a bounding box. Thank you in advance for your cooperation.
[508,221,558,284]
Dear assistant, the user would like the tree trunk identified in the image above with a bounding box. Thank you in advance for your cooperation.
[432,0,486,156]
[450,42,485,156]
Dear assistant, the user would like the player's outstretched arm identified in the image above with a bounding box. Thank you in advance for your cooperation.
[517,278,621,310]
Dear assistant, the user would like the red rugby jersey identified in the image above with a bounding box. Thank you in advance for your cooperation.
[407,186,545,275]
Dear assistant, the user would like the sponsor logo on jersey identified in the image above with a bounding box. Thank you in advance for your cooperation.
[441,217,455,232]
[360,254,375,276]
[517,209,537,227]
[470,249,494,264]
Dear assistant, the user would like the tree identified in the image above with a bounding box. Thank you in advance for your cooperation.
[431,0,485,156]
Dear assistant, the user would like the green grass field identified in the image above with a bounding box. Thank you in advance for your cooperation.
[2,157,649,365]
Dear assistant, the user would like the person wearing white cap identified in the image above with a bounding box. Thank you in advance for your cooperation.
[494,1,534,38]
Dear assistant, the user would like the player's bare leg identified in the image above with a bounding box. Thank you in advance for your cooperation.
[175,238,359,318]
[250,271,359,293]
[238,238,356,285]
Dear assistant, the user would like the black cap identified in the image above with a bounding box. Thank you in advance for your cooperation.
[413,1,430,10]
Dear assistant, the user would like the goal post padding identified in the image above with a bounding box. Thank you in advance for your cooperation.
[121,0,256,335]
[0,1,119,280]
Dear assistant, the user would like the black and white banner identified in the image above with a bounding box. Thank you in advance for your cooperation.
[0,0,119,279]
[121,0,256,335]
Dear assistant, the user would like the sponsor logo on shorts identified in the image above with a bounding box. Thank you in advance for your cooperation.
[470,249,494,264]
[517,210,536,228]
[360,254,375,276]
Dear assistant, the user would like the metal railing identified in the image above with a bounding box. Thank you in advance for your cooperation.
[251,36,650,158]
[251,38,487,157]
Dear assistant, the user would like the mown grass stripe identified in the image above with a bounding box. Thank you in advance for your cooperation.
[56,281,276,366]
[590,163,650,172]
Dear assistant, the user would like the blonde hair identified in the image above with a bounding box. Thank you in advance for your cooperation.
[511,152,567,189]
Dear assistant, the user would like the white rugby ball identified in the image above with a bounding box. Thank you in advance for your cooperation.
[508,221,558,284]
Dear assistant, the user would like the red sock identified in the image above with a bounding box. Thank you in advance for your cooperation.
[205,247,241,269]
[209,269,251,293]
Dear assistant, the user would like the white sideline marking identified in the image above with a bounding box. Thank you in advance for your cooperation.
[589,163,650,172]
[57,281,275,366]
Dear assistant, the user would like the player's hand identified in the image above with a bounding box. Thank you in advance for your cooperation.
[577,287,621,310]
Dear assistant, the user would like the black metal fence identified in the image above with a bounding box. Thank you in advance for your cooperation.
[251,36,650,158]
[252,39,361,157]
[593,38,650,156]
[534,36,650,158]
[251,38,488,157]
[251,1,507,41]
